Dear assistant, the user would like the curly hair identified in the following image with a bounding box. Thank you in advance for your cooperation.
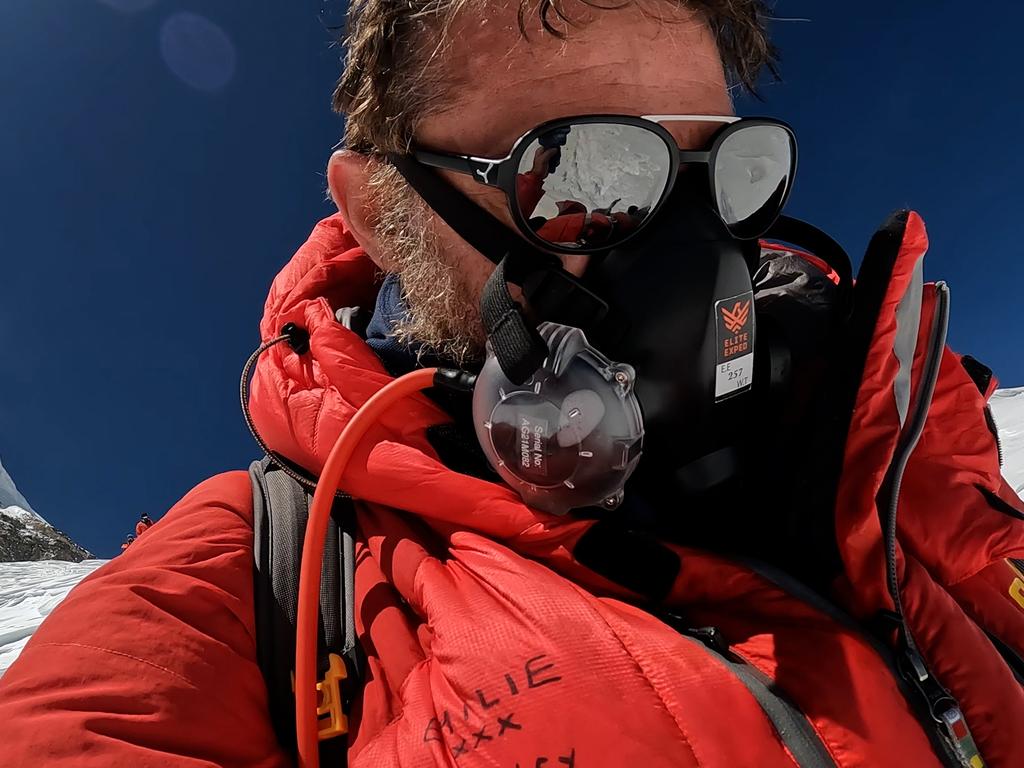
[334,0,777,153]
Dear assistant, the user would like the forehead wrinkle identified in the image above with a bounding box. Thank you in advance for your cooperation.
[418,3,729,154]
[430,74,731,156]
[446,0,708,77]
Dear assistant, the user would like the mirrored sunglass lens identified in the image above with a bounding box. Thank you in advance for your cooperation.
[714,125,793,239]
[515,123,672,250]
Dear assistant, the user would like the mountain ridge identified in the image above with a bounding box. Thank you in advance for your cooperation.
[0,457,93,563]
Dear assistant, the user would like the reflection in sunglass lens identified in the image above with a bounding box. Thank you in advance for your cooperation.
[713,124,793,239]
[515,123,672,250]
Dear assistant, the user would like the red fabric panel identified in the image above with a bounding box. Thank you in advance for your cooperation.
[896,345,1024,586]
[673,551,943,768]
[833,212,931,619]
[828,207,1024,762]
[0,472,288,768]
[951,560,1024,661]
[900,553,1024,765]
[349,505,797,768]
[259,213,379,343]
[249,216,449,488]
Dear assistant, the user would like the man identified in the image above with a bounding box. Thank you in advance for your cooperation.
[135,513,153,537]
[2,1,1023,766]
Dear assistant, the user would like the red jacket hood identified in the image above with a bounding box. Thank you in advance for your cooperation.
[249,214,592,560]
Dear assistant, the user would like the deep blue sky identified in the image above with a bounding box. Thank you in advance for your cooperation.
[2,1,1021,557]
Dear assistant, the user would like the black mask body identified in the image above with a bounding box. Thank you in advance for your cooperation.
[583,181,762,500]
[390,156,845,523]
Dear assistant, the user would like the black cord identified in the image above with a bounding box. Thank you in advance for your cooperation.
[239,333,349,497]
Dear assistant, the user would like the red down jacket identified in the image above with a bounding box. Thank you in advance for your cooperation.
[2,211,1023,767]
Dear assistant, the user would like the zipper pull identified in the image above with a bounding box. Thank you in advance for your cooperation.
[906,647,929,682]
[902,649,985,768]
[902,648,953,718]
[937,707,985,768]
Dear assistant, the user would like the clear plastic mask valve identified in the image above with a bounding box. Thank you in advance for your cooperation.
[472,323,644,515]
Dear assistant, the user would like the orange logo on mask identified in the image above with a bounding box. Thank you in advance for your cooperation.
[721,301,751,335]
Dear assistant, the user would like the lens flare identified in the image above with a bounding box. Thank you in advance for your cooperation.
[159,12,237,92]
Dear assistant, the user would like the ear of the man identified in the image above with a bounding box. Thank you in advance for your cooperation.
[328,150,384,267]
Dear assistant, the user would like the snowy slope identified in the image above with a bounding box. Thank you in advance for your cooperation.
[991,387,1024,498]
[0,559,107,677]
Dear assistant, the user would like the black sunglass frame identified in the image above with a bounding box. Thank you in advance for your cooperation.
[406,114,798,254]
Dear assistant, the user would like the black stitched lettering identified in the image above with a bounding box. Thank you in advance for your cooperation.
[476,688,500,709]
[423,710,453,742]
[472,725,492,748]
[525,655,562,688]
[505,672,519,695]
[498,713,522,736]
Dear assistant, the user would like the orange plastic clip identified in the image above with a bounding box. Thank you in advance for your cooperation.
[314,653,349,740]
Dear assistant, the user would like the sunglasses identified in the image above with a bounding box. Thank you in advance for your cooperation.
[405,115,798,254]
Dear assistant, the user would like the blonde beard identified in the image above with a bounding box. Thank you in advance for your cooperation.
[365,164,486,366]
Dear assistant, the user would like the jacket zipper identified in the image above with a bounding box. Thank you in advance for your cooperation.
[879,282,985,768]
[985,405,1004,467]
[661,614,836,768]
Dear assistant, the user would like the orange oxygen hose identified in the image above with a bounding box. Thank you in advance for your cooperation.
[296,367,439,768]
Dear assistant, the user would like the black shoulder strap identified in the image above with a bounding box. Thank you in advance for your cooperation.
[250,456,359,765]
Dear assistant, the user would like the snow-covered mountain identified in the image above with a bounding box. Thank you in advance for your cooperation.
[0,457,92,563]
[0,458,37,515]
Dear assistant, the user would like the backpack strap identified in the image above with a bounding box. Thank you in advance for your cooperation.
[250,456,360,765]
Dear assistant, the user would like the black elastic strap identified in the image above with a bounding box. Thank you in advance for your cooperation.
[480,257,549,384]
[389,154,610,323]
[391,154,583,384]
[480,253,613,384]
[390,154,614,383]
[389,154,539,268]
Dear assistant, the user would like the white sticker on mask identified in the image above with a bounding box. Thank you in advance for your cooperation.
[716,353,754,399]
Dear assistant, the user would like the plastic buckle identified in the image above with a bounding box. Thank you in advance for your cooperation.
[315,653,349,740]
